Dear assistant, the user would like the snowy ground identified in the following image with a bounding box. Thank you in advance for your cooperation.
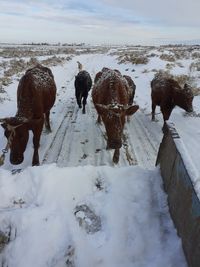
[1,45,200,266]
[0,165,186,267]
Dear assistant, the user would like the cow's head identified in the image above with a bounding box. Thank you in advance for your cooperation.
[96,104,139,149]
[0,117,29,164]
[180,84,194,112]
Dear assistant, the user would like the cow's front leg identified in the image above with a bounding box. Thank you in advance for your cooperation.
[113,149,120,164]
[161,106,173,122]
[32,136,40,166]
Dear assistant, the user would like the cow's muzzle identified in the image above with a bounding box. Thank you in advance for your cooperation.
[10,154,24,165]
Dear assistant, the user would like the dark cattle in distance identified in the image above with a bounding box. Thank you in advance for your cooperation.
[151,76,194,123]
[0,64,56,166]
[75,70,92,114]
[92,68,139,163]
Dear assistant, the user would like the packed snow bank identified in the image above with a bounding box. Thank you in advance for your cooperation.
[0,164,186,267]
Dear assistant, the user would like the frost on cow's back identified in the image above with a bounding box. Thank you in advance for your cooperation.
[31,68,54,88]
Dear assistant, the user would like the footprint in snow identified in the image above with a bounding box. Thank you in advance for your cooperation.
[93,175,110,194]
[74,204,101,234]
[65,245,75,267]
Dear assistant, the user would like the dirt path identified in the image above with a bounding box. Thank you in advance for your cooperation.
[40,56,163,169]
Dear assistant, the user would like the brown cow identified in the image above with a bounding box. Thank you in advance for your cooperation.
[94,67,110,84]
[94,67,121,84]
[0,64,56,166]
[92,69,139,163]
[123,75,136,105]
[151,75,193,123]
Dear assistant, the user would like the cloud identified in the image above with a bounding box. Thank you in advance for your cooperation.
[0,0,200,44]
[101,0,200,27]
[0,0,141,31]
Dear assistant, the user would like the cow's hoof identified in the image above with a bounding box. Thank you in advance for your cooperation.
[152,118,158,122]
[45,128,52,133]
[113,156,119,164]
[106,144,111,150]
[113,150,119,164]
[97,116,101,124]
[32,161,40,166]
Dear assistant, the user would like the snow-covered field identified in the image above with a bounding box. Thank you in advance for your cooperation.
[1,44,200,266]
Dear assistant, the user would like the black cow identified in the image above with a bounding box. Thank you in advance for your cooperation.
[74,70,92,114]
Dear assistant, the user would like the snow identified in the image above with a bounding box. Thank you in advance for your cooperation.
[1,45,200,266]
[167,121,200,199]
[0,165,186,267]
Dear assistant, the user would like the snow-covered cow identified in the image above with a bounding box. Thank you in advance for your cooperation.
[0,64,56,166]
[151,75,194,123]
[123,75,136,105]
[92,69,139,163]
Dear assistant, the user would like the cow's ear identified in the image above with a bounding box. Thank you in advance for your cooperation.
[0,118,7,129]
[125,105,139,116]
[1,123,7,129]
[96,104,108,115]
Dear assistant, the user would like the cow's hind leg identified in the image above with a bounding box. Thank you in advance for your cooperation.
[151,102,156,121]
[44,111,52,132]
[161,107,173,132]
[82,94,88,114]
[76,91,82,108]
[97,115,102,124]
[78,96,82,108]
[32,119,44,166]
[113,149,120,164]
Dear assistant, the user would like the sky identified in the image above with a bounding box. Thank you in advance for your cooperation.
[0,0,200,45]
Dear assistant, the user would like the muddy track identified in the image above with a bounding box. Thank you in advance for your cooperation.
[41,93,160,168]
[125,111,162,169]
[41,96,141,167]
[40,56,162,169]
[41,97,78,165]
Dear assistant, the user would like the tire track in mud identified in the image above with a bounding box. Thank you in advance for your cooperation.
[125,110,162,169]
[41,94,112,167]
[41,97,78,165]
[41,96,160,168]
[40,57,162,168]
[56,98,113,167]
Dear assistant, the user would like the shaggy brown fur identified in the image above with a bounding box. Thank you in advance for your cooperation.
[1,64,56,166]
[151,76,193,122]
[92,69,139,163]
